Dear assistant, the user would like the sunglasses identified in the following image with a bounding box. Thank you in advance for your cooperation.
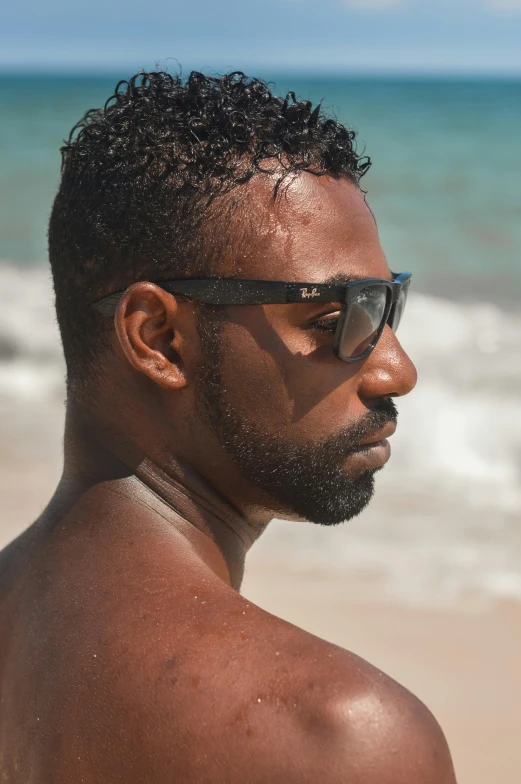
[94,271,411,363]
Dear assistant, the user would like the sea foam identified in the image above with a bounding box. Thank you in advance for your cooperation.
[1,260,520,607]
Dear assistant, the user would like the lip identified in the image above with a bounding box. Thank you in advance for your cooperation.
[348,438,392,470]
[356,422,397,449]
[346,422,397,470]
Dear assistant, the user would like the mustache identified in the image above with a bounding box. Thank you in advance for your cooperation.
[319,398,398,457]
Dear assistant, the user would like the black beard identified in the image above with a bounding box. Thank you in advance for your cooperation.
[195,311,397,526]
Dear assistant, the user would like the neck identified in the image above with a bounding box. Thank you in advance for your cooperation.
[58,401,263,590]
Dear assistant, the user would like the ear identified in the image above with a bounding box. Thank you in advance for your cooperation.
[114,282,188,391]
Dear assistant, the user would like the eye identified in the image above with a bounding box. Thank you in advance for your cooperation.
[311,313,340,333]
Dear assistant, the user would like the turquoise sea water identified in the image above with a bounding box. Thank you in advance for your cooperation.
[1,74,520,302]
[1,74,521,605]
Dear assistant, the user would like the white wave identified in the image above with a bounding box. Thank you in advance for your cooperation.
[1,261,520,503]
[254,293,521,608]
[1,260,520,606]
[0,261,64,399]
[393,293,521,513]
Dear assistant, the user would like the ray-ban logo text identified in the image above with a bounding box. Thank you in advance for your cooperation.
[300,287,320,299]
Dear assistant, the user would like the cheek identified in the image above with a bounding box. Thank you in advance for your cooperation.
[220,324,362,438]
[220,327,291,427]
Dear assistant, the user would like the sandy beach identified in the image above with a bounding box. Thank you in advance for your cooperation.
[1,396,520,783]
[244,561,521,784]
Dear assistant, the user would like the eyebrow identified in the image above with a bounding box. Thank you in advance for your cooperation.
[323,270,393,287]
[322,273,358,286]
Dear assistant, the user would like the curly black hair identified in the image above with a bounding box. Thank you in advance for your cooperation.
[48,69,371,388]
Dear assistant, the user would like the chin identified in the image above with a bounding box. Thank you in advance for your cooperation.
[266,475,377,528]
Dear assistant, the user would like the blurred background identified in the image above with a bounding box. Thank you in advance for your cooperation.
[1,1,520,782]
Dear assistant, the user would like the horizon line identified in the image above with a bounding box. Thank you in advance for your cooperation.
[2,66,521,80]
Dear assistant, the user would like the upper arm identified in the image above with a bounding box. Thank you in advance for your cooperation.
[342,693,455,783]
[225,655,458,784]
[297,681,458,784]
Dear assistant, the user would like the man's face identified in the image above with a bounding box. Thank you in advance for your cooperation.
[192,174,417,525]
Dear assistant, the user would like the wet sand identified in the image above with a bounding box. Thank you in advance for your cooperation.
[1,397,520,783]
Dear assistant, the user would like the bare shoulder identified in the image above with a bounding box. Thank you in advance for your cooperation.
[87,590,456,783]
[298,640,457,784]
[230,603,458,784]
[0,516,456,784]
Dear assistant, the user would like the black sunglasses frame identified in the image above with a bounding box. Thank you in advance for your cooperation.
[94,272,411,363]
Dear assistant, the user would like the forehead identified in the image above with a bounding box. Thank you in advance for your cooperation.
[233,172,391,283]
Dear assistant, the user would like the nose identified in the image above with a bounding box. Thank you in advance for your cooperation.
[357,325,417,401]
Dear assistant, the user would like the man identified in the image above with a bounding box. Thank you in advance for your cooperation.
[0,71,456,782]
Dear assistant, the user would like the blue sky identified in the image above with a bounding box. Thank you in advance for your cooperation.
[2,0,521,74]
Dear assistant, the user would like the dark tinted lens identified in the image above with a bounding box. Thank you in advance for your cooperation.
[388,282,410,332]
[341,284,389,359]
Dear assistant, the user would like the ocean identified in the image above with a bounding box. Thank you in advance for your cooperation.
[1,74,520,608]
